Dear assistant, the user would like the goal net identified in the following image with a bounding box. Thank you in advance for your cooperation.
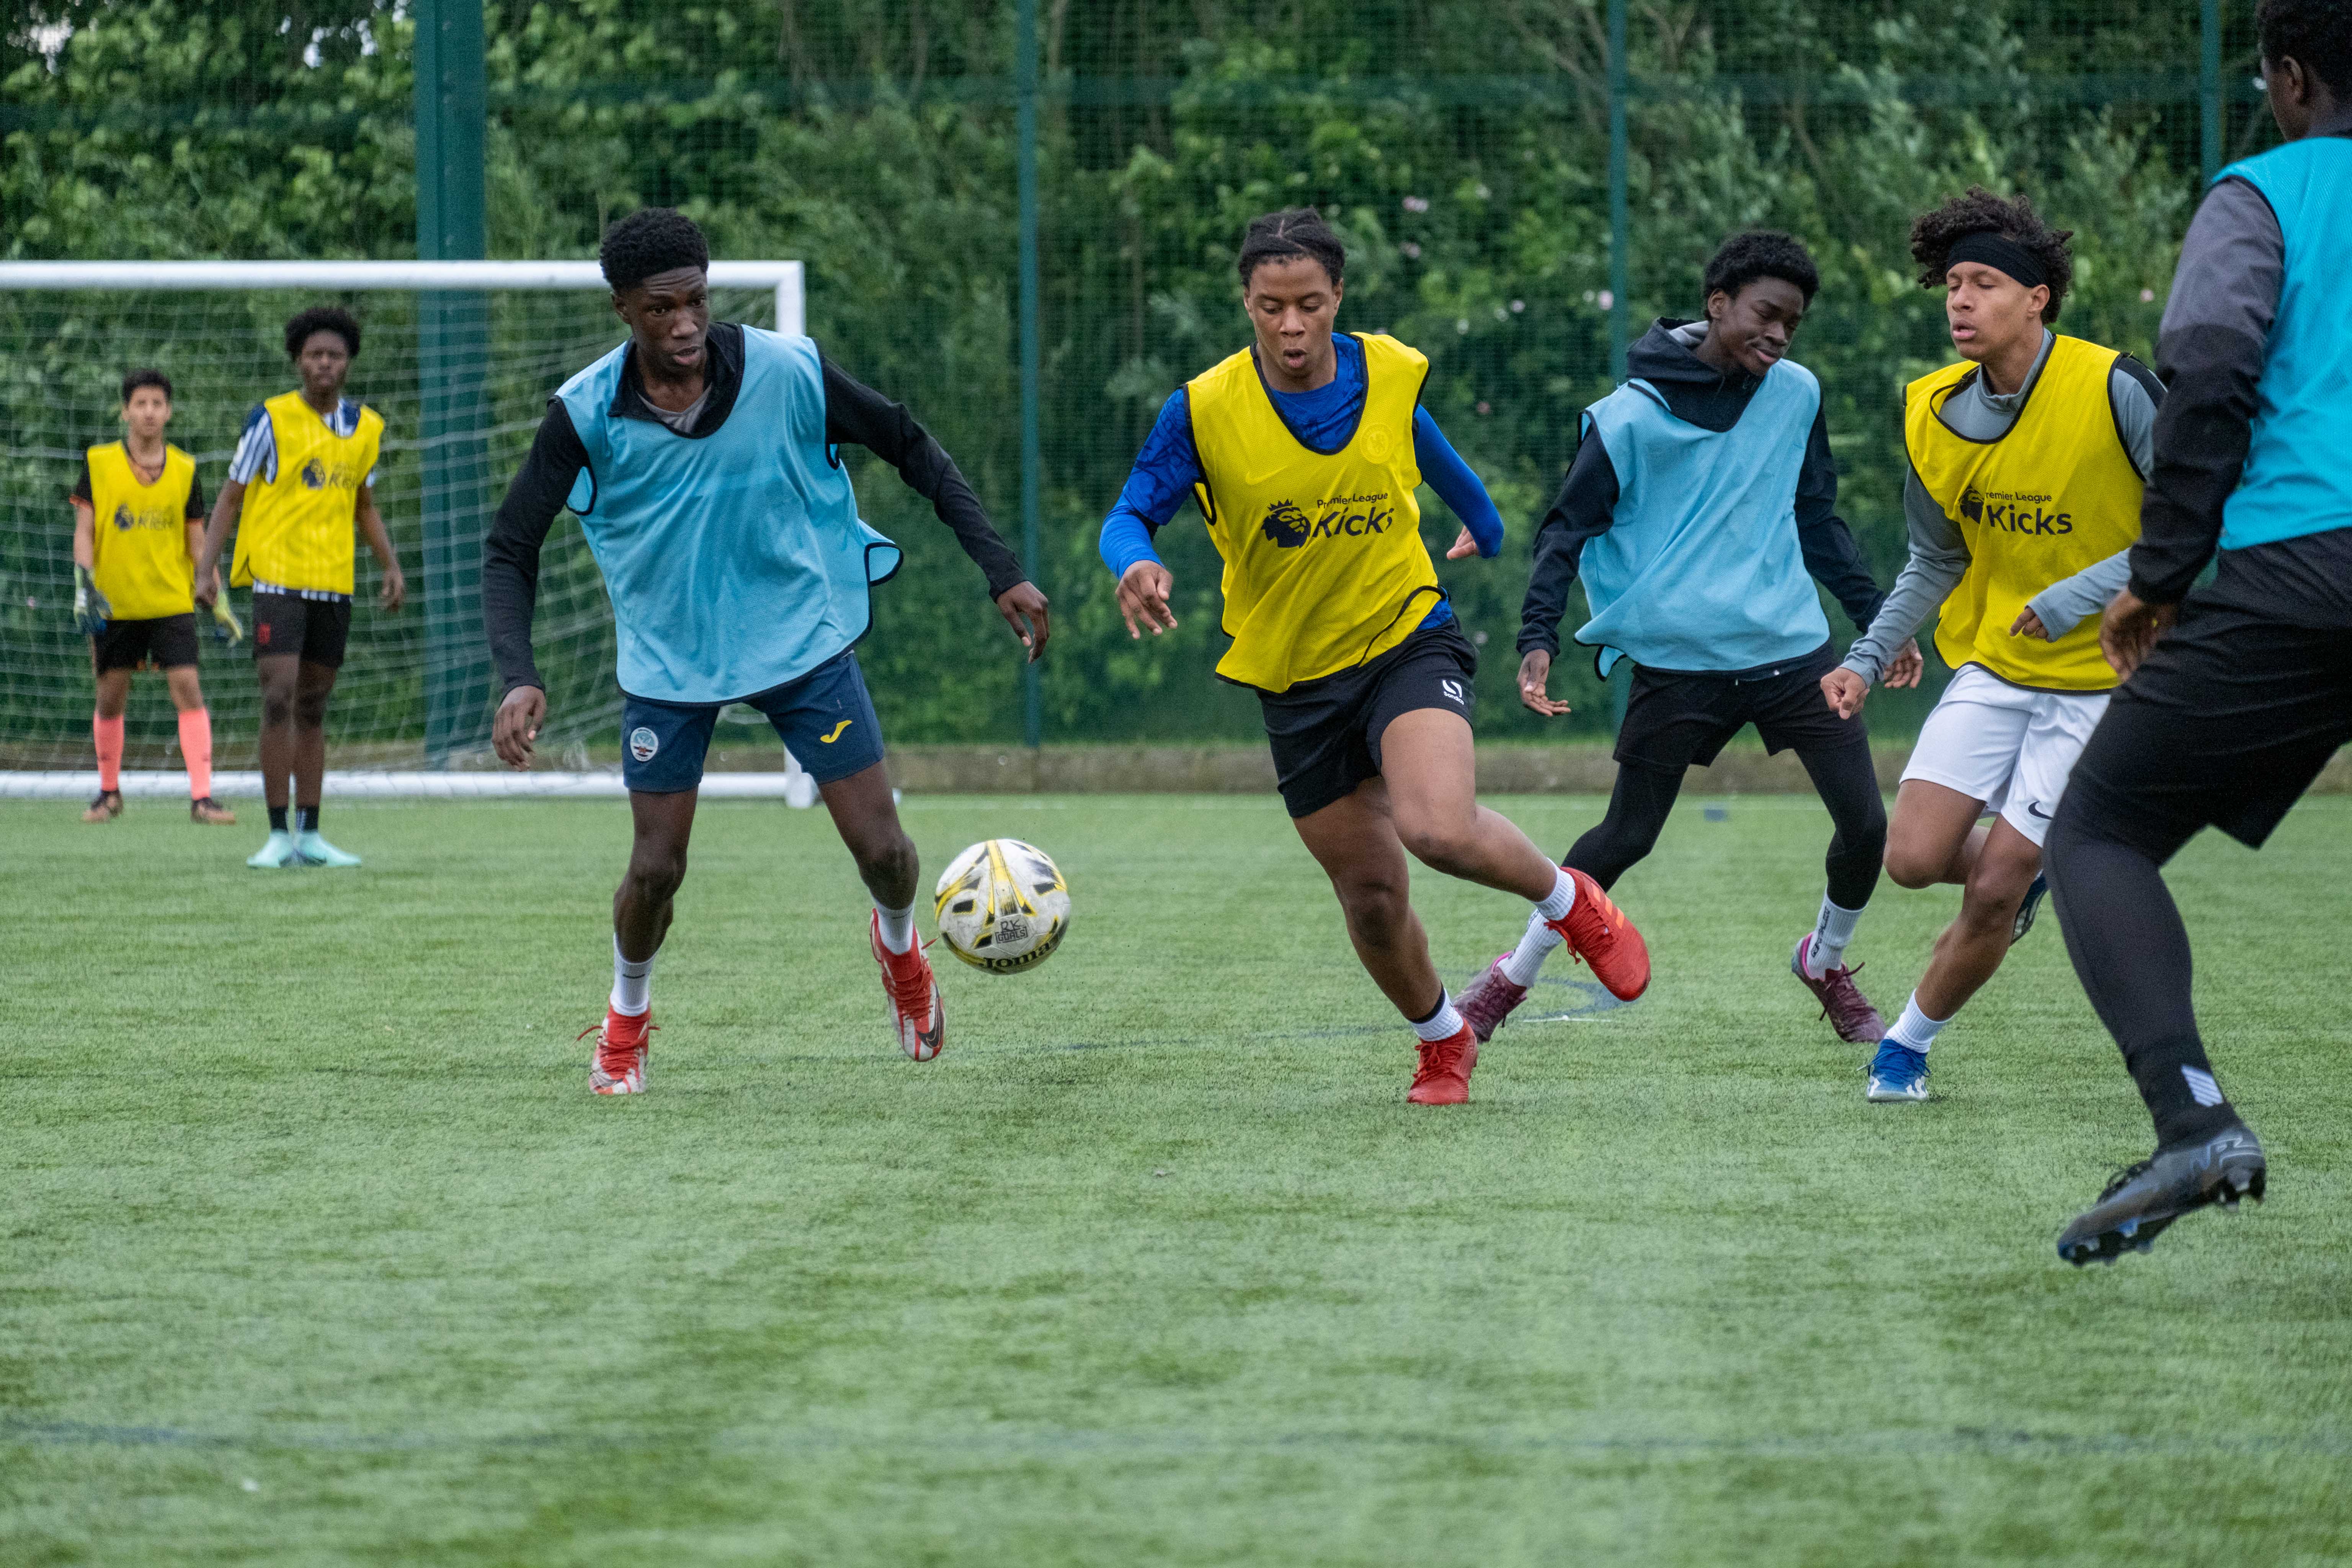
[0,260,813,798]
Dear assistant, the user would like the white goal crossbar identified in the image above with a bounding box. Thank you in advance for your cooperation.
[0,260,804,335]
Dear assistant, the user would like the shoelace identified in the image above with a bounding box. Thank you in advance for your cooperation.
[881,938,936,1011]
[2097,1159,2154,1202]
[578,1020,656,1062]
[1809,959,1871,1024]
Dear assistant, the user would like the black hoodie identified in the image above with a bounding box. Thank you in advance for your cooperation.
[1517,318,1885,663]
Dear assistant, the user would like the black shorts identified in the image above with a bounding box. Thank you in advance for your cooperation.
[92,613,198,673]
[1258,619,1478,818]
[1614,641,1868,773]
[251,590,353,668]
[2057,593,2352,862]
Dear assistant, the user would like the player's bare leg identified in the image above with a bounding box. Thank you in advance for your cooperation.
[821,761,942,1060]
[592,788,695,1094]
[164,664,233,825]
[1376,707,1557,900]
[287,660,356,865]
[247,653,303,865]
[1870,780,2037,1101]
[84,667,132,822]
[1292,781,1476,1104]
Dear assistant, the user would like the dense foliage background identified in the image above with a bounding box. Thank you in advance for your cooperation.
[2,1,2273,753]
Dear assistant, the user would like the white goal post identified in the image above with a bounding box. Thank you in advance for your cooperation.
[0,258,821,805]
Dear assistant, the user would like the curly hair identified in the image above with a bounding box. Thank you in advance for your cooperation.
[120,368,173,403]
[1236,207,1347,290]
[1909,188,2074,324]
[2258,0,2351,94]
[283,305,361,361]
[599,207,710,292]
[1700,231,1820,311]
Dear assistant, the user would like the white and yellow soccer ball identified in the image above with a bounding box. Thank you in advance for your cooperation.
[932,838,1070,973]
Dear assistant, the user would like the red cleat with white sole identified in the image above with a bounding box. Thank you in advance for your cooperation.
[1546,867,1650,1001]
[872,912,945,1061]
[1408,1021,1478,1106]
[583,1008,652,1095]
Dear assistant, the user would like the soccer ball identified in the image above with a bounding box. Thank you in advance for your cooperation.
[932,838,1070,973]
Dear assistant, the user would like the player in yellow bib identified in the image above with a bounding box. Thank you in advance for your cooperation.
[68,369,239,826]
[195,307,405,869]
[1101,209,1649,1107]
[1822,191,2163,1102]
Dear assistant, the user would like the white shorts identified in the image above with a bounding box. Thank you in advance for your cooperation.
[1899,664,2110,848]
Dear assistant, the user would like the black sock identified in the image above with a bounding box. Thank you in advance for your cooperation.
[296,805,319,833]
[2044,816,2239,1147]
[268,806,289,832]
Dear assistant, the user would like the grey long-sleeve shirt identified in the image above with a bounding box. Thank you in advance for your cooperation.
[1840,330,2161,683]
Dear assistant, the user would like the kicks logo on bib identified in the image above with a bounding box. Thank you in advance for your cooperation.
[629,726,660,763]
[1258,492,1397,551]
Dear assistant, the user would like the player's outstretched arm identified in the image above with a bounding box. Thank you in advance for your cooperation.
[1515,428,1618,679]
[479,400,588,769]
[817,354,1047,660]
[1412,408,1505,561]
[1100,388,1201,641]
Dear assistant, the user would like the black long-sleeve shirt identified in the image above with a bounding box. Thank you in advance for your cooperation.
[2132,108,2352,607]
[1517,320,1885,661]
[482,321,1026,696]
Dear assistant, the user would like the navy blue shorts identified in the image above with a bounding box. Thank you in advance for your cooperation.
[621,650,886,795]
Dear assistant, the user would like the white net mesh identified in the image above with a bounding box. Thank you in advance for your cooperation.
[0,281,784,774]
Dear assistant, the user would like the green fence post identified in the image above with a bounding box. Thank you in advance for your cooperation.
[414,0,492,765]
[1606,0,1632,733]
[2200,0,2223,182]
[1016,0,1044,751]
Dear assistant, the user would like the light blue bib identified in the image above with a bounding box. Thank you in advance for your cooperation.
[1576,359,1829,676]
[2215,139,2352,552]
[557,327,901,704]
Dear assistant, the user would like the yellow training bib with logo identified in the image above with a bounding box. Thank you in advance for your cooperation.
[1904,335,2143,692]
[1187,333,1437,692]
[86,441,200,621]
[230,390,384,594]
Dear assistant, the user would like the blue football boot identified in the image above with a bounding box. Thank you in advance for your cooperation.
[1865,1040,1931,1102]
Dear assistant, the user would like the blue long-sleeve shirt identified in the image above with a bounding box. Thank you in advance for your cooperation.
[1099,335,1506,632]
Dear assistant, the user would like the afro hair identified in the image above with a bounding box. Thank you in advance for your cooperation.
[1700,231,1821,312]
[600,207,710,292]
[283,305,361,361]
[1909,188,2075,324]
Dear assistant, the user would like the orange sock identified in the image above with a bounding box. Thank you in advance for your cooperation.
[93,712,124,792]
[178,707,214,800]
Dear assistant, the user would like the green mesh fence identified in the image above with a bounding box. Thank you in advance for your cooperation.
[0,0,2276,759]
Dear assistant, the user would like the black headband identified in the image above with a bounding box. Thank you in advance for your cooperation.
[1946,232,2047,290]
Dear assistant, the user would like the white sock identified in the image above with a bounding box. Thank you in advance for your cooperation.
[874,899,916,955]
[1411,989,1465,1042]
[1886,991,1951,1052]
[1501,868,1578,985]
[611,936,655,1017]
[1803,893,1867,978]
[1534,866,1576,921]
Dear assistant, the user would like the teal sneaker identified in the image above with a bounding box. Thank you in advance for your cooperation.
[295,829,362,867]
[247,830,300,869]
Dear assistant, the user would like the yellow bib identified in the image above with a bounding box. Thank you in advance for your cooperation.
[1904,336,2143,692]
[87,441,199,621]
[230,390,384,594]
[1187,333,1437,692]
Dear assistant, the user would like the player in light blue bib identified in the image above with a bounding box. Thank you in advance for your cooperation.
[483,209,1050,1092]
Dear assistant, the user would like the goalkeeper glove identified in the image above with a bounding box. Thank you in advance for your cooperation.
[209,594,244,645]
[72,566,111,639]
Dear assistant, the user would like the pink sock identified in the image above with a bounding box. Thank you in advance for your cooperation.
[93,713,124,791]
[178,707,214,799]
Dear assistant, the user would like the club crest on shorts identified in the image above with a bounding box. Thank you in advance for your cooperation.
[629,726,659,763]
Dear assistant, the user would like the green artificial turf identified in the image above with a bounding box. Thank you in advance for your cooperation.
[8,792,2350,1565]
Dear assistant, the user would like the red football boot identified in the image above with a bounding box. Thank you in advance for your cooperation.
[1407,1021,1478,1106]
[583,1008,652,1095]
[1545,867,1651,1001]
[872,912,945,1062]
